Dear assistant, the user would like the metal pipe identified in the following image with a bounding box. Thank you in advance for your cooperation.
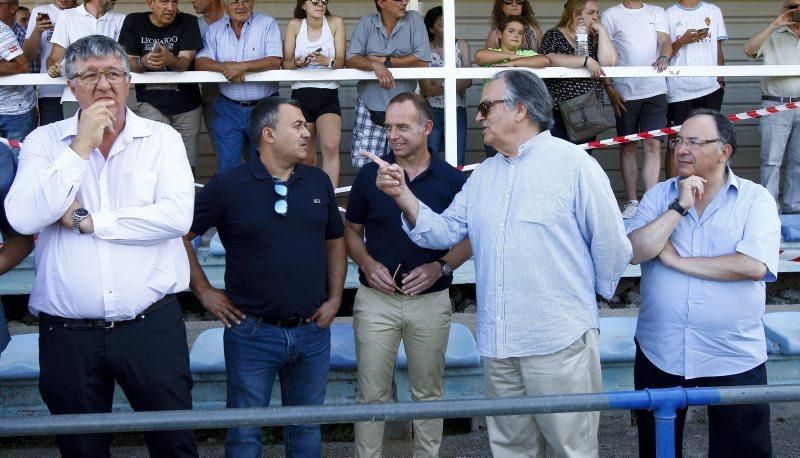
[1,385,798,440]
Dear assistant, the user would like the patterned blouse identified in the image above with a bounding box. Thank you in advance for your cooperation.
[540,28,604,110]
[427,44,467,108]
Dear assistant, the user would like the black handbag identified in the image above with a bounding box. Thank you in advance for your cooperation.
[556,82,613,142]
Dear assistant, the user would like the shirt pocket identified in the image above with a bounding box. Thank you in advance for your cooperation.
[707,225,741,256]
[516,193,558,226]
[120,171,157,208]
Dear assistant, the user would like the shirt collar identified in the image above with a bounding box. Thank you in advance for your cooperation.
[671,166,740,192]
[372,12,407,37]
[248,155,307,184]
[384,151,441,182]
[226,12,254,29]
[508,130,552,161]
[60,107,154,144]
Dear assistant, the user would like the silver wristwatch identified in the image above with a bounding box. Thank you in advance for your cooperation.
[72,208,90,234]
[437,259,454,277]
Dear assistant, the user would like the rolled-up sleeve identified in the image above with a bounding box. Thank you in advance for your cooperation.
[736,187,781,282]
[5,133,86,235]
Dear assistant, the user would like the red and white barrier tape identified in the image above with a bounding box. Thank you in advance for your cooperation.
[8,101,792,194]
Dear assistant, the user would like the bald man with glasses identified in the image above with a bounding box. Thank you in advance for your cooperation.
[626,109,780,458]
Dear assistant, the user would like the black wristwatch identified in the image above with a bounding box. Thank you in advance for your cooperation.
[437,259,453,277]
[384,55,391,67]
[667,198,689,216]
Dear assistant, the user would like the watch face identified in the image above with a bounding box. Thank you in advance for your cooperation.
[74,208,89,218]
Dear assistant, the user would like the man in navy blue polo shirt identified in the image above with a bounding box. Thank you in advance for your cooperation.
[182,97,346,458]
[344,92,471,457]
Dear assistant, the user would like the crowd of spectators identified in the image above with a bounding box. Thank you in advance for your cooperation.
[0,0,793,215]
[0,1,796,457]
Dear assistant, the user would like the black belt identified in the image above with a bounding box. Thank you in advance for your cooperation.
[39,295,176,330]
[762,95,800,103]
[224,94,276,107]
[251,314,306,329]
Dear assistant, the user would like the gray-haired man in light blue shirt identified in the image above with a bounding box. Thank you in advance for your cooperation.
[626,108,779,457]
[365,69,631,458]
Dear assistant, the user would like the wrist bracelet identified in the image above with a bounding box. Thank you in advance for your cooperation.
[583,55,589,67]
[658,55,668,62]
[137,56,146,71]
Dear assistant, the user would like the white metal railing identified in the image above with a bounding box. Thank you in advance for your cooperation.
[0,0,791,164]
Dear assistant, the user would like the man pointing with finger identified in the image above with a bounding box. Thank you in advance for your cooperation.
[345,92,470,457]
[626,109,780,457]
[5,35,197,456]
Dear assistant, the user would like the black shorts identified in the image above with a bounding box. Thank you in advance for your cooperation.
[615,93,668,141]
[291,87,341,123]
[667,87,725,126]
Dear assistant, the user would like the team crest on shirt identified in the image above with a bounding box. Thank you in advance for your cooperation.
[8,44,17,53]
[705,17,711,26]
[313,198,321,204]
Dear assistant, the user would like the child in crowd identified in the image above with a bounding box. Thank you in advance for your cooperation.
[476,16,549,157]
[476,16,549,71]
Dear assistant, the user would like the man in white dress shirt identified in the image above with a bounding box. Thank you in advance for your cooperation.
[368,70,632,458]
[5,35,197,457]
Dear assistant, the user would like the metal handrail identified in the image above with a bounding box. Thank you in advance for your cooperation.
[1,384,799,458]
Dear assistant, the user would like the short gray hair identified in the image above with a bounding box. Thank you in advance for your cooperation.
[494,70,554,130]
[64,35,130,80]
[250,96,302,141]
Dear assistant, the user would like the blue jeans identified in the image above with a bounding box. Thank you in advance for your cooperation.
[212,96,262,173]
[0,109,36,161]
[224,318,331,458]
[428,106,467,165]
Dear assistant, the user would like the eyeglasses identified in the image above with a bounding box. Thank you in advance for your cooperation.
[272,177,288,217]
[477,99,510,117]
[309,0,328,5]
[503,0,525,5]
[391,263,407,295]
[226,0,252,5]
[71,69,129,85]
[668,137,721,151]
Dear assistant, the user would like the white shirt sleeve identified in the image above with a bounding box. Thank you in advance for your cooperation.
[49,11,69,48]
[92,128,194,244]
[654,6,669,34]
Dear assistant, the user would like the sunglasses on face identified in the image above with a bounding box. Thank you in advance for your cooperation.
[309,0,327,5]
[272,177,288,217]
[477,99,510,117]
[503,0,525,5]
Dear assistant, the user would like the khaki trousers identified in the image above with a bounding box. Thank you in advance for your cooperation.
[135,102,202,167]
[485,329,601,458]
[353,285,452,458]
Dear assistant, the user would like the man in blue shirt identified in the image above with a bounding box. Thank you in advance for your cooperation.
[345,92,470,457]
[183,97,346,457]
[0,144,33,355]
[626,109,780,458]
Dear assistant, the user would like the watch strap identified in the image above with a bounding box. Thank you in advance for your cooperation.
[668,198,689,216]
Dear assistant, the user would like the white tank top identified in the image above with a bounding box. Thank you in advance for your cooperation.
[293,17,338,90]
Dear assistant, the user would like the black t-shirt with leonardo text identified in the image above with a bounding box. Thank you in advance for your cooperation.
[118,12,202,116]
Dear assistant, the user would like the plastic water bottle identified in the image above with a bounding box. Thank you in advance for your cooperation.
[575,17,589,57]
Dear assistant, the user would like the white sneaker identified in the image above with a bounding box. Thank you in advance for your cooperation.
[621,200,639,219]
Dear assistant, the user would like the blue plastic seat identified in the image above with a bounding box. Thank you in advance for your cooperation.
[396,322,481,369]
[329,324,358,370]
[598,316,637,363]
[781,214,800,242]
[763,312,800,355]
[0,333,39,380]
[209,232,226,256]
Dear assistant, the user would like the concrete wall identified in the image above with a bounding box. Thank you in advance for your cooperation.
[97,0,780,195]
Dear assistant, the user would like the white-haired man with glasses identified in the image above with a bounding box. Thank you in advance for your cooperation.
[195,0,282,174]
[182,96,346,457]
[5,35,196,457]
[369,69,631,457]
[626,109,780,457]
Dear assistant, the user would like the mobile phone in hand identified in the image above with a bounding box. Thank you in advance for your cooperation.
[696,27,709,34]
[37,12,51,21]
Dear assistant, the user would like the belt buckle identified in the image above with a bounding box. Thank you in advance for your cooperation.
[104,321,115,329]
